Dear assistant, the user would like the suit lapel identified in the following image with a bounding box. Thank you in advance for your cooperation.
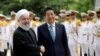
[55,23,59,42]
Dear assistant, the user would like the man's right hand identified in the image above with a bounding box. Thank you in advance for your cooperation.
[40,45,45,53]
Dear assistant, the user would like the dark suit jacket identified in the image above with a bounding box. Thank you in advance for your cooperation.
[38,23,70,56]
[13,27,40,56]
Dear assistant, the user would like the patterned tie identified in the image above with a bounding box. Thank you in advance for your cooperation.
[49,25,55,41]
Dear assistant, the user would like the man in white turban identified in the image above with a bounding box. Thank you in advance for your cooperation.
[13,9,45,56]
[15,9,31,31]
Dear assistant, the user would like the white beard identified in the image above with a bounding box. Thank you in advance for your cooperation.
[19,23,31,31]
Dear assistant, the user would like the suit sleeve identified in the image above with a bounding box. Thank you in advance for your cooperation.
[62,25,71,56]
[13,31,40,51]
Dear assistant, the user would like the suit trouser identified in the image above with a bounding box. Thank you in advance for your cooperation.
[11,49,13,56]
[81,44,88,56]
[0,52,4,56]
[81,44,88,54]
[4,49,7,56]
[93,37,100,56]
[69,44,77,56]
[94,46,100,56]
[89,44,94,56]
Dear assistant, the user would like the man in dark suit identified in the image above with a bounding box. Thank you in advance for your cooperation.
[13,9,45,56]
[38,7,70,56]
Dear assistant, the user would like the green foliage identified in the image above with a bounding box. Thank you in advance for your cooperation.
[0,0,94,17]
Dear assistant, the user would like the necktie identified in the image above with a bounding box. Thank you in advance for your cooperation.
[49,25,55,41]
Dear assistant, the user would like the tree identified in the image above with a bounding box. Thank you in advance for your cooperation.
[0,0,94,18]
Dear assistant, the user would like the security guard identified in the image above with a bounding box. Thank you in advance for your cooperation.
[8,11,17,56]
[32,16,41,40]
[0,14,6,56]
[59,9,66,23]
[78,12,88,56]
[87,10,96,56]
[93,9,100,56]
[87,10,96,23]
[69,10,81,56]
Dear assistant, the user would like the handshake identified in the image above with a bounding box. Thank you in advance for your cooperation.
[40,45,45,54]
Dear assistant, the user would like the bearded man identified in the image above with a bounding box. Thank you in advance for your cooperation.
[13,9,45,56]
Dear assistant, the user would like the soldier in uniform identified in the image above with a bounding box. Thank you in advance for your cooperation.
[62,11,71,25]
[29,11,36,28]
[61,11,69,25]
[78,12,88,56]
[33,16,41,40]
[55,16,59,23]
[59,9,66,23]
[69,10,80,56]
[1,15,11,56]
[2,17,11,56]
[87,10,96,56]
[87,10,96,23]
[61,11,71,38]
[68,10,80,56]
[61,11,71,35]
[93,9,100,56]
[62,11,77,56]
[29,11,41,40]
[0,14,6,56]
[8,11,17,56]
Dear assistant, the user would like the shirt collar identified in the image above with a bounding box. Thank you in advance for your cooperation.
[47,22,55,27]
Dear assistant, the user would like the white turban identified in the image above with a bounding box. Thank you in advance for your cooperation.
[16,9,29,20]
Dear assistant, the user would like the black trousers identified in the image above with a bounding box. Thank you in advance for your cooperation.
[0,52,4,56]
[4,49,8,56]
[84,53,87,56]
